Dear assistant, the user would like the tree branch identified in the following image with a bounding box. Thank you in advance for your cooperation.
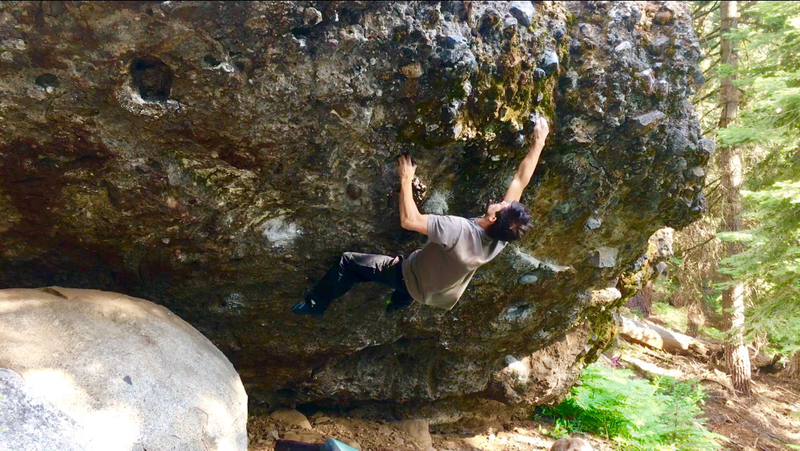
[700,104,722,122]
[693,1,720,20]
[697,89,718,104]
[701,28,722,43]
[703,59,722,75]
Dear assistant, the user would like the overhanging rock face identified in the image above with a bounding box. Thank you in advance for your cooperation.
[0,1,709,409]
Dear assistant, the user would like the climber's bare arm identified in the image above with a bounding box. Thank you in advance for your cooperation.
[504,117,550,203]
[398,154,429,235]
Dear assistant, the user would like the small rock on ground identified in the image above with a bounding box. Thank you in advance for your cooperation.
[394,419,433,451]
[270,409,312,430]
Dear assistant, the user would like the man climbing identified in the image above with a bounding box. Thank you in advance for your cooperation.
[292,116,550,316]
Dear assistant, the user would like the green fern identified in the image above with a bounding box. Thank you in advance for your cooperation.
[540,364,724,451]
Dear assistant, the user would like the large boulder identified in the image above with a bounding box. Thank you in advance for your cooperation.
[0,1,709,409]
[0,288,248,451]
[0,369,90,451]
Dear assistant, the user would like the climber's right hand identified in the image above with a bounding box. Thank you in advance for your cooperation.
[397,154,416,184]
[532,116,550,145]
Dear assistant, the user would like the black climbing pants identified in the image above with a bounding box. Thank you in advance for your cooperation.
[307,252,413,312]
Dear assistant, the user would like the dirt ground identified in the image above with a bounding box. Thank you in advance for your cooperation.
[248,340,800,451]
[615,341,800,451]
[247,413,614,451]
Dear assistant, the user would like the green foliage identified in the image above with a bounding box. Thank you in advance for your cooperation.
[690,0,800,357]
[717,2,800,152]
[715,231,755,243]
[718,178,800,354]
[652,301,688,333]
[700,325,726,341]
[538,421,572,440]
[654,278,679,300]
[540,364,723,451]
[667,257,683,266]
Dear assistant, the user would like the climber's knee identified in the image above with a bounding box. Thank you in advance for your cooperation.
[339,252,355,269]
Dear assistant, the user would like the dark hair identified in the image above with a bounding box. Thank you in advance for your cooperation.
[487,201,532,242]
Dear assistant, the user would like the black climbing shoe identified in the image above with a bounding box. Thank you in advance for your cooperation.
[292,296,325,317]
[386,290,413,315]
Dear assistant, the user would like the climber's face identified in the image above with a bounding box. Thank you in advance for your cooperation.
[485,200,510,223]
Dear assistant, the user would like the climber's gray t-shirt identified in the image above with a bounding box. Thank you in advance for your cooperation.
[402,215,508,310]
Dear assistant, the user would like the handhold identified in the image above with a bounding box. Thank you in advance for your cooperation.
[440,105,458,123]
[304,7,323,26]
[504,17,518,30]
[590,247,618,268]
[523,112,540,134]
[130,56,173,102]
[542,50,559,74]
[614,41,633,53]
[444,35,468,49]
[627,110,665,132]
[585,216,602,230]
[346,183,363,200]
[401,62,423,78]
[442,47,477,73]
[656,261,669,276]
[684,166,705,181]
[509,1,535,27]
[513,133,526,149]
[35,73,59,89]
[653,9,674,25]
[655,79,670,98]
[698,139,715,158]
[590,287,621,305]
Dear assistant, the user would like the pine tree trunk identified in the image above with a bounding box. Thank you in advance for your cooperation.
[625,280,654,317]
[718,0,752,397]
[788,350,800,380]
[686,300,705,337]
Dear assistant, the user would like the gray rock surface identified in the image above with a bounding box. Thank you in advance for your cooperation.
[489,324,592,406]
[509,1,536,27]
[0,369,90,451]
[0,1,708,412]
[590,247,619,268]
[551,437,594,451]
[0,288,248,451]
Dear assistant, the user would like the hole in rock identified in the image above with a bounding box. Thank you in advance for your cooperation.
[202,55,222,67]
[295,402,324,417]
[46,1,67,16]
[341,8,362,25]
[130,56,173,102]
[291,26,311,37]
[35,73,60,89]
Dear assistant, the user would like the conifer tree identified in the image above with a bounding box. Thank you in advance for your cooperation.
[717,0,752,397]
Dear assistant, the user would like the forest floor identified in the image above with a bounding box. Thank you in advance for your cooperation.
[247,315,800,451]
[613,338,800,451]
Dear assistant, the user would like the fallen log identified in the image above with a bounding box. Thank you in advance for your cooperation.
[616,314,720,359]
